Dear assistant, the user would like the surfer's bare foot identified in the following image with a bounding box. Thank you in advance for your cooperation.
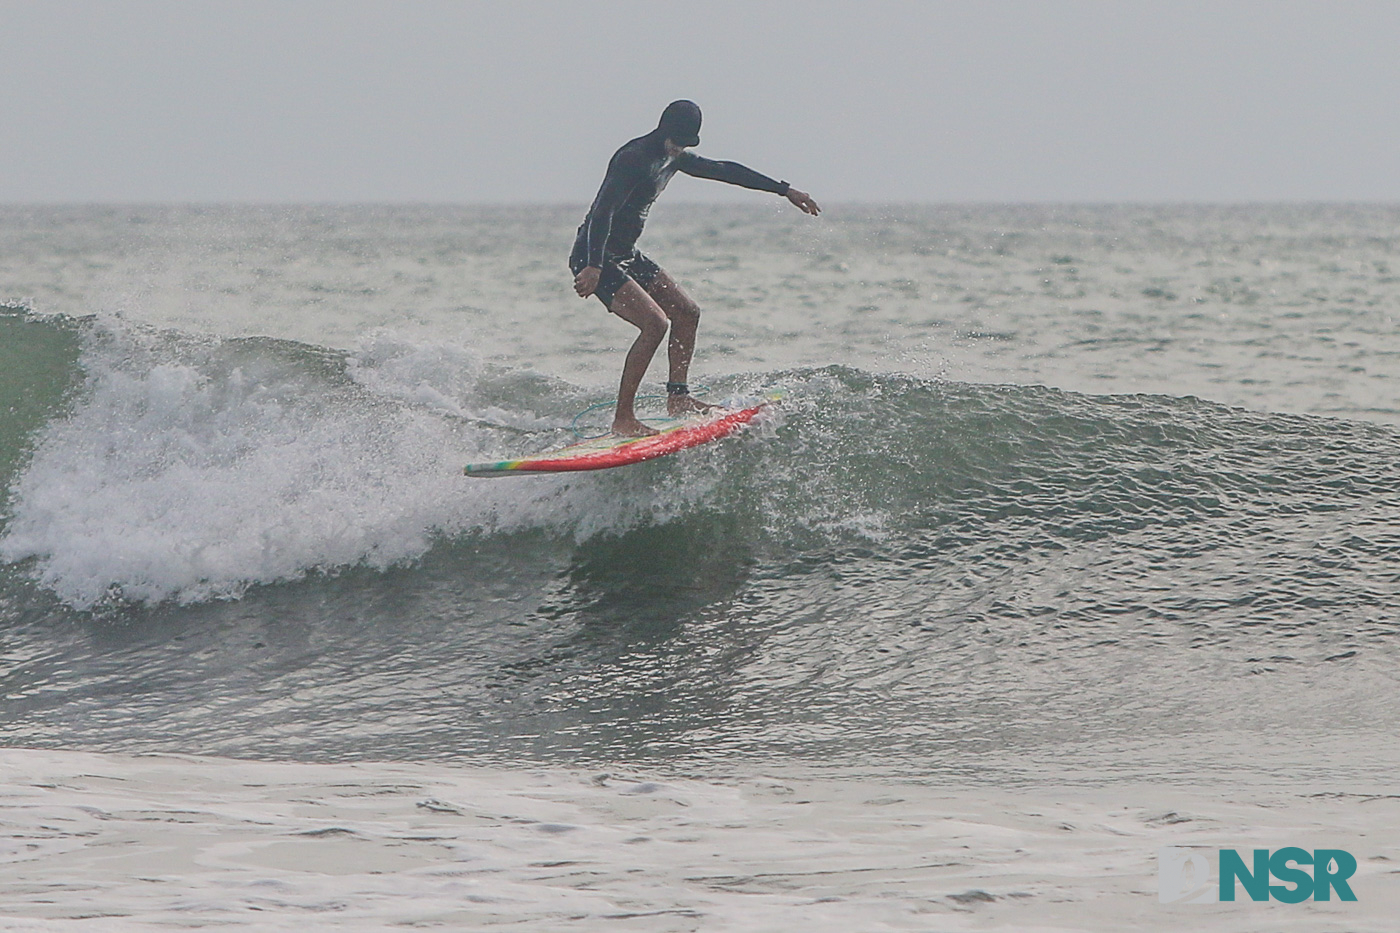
[667,395,718,417]
[612,416,659,437]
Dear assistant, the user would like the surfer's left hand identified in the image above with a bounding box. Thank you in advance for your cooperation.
[786,188,821,216]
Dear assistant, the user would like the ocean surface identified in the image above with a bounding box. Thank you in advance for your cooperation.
[3,204,1400,929]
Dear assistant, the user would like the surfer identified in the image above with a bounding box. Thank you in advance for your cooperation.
[571,100,820,436]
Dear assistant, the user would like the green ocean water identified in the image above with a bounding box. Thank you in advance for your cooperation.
[2,205,1399,784]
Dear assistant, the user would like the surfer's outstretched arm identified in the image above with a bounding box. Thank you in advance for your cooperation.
[674,152,821,215]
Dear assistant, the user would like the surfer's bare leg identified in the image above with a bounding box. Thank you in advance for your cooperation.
[606,279,668,436]
[645,269,718,416]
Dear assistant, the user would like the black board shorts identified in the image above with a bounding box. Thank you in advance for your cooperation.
[568,248,662,308]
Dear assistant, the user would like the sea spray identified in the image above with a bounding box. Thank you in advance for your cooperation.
[0,316,729,607]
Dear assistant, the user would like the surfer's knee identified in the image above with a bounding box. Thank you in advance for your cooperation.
[661,293,701,325]
[636,307,669,343]
[608,283,669,342]
[673,298,702,324]
[643,271,700,323]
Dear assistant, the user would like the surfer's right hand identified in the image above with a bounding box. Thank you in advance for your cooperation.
[574,266,601,298]
[785,188,821,216]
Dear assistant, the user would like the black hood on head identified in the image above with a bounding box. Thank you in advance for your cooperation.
[656,100,701,147]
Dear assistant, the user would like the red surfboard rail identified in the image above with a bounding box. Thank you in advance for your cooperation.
[464,402,768,476]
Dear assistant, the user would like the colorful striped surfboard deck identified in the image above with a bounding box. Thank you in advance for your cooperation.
[464,400,772,477]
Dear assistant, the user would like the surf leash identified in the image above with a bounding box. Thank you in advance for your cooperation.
[569,385,711,439]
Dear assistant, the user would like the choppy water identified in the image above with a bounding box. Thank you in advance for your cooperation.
[3,205,1400,786]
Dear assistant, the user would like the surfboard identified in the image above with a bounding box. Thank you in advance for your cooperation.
[463,401,770,477]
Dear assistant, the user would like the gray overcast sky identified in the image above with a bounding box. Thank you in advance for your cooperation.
[3,0,1399,202]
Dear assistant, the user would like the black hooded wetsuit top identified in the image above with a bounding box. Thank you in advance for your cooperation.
[570,129,789,302]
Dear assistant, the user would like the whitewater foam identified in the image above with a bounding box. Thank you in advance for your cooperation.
[3,747,1398,932]
[0,318,724,608]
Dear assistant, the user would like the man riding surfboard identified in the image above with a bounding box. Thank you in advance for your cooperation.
[571,100,821,436]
